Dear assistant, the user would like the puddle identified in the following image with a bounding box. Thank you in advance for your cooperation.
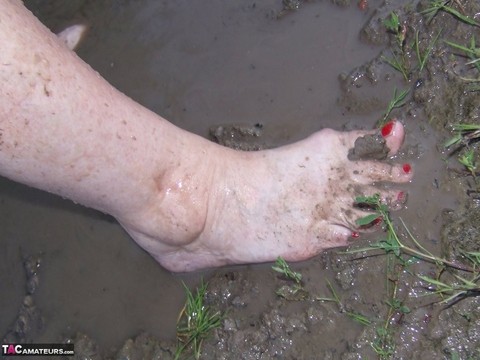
[2,0,479,358]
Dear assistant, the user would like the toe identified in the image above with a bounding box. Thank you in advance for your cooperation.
[352,188,408,210]
[343,119,405,157]
[320,224,354,248]
[337,206,380,230]
[350,161,413,183]
[379,119,405,156]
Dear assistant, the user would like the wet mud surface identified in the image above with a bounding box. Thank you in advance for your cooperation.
[348,133,389,161]
[1,0,480,359]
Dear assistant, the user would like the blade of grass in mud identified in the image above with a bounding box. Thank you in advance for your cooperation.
[381,88,409,125]
[422,1,480,27]
[445,37,480,72]
[382,54,409,80]
[272,256,302,284]
[452,124,480,131]
[318,280,372,326]
[445,40,480,58]
[415,29,442,72]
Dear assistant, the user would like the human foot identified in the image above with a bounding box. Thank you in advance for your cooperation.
[0,3,410,273]
[120,120,412,272]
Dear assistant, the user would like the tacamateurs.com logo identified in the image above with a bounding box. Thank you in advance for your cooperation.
[1,343,74,357]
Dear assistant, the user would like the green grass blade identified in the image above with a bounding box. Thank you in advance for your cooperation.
[356,213,381,226]
[452,123,480,131]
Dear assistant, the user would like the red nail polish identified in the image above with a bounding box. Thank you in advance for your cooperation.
[381,121,395,137]
[403,163,412,174]
[397,191,406,202]
[351,231,360,238]
[373,217,383,225]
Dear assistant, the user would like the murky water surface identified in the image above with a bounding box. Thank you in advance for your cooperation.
[1,0,470,357]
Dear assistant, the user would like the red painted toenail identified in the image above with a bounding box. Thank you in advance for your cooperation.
[381,121,395,137]
[373,217,383,225]
[351,231,360,238]
[397,191,406,202]
[402,163,412,174]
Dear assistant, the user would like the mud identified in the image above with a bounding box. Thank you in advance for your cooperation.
[209,123,266,151]
[2,254,44,344]
[348,133,389,161]
[1,0,480,359]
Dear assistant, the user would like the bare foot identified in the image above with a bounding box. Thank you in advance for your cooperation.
[119,120,412,272]
[0,2,410,273]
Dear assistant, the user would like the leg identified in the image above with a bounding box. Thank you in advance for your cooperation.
[0,1,412,272]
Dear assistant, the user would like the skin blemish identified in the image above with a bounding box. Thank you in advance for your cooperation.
[43,84,51,96]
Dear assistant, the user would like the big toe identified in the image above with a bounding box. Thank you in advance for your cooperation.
[380,119,405,156]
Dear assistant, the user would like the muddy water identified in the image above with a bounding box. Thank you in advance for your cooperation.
[1,0,475,358]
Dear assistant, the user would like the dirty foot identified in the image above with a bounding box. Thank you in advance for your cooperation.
[121,120,412,272]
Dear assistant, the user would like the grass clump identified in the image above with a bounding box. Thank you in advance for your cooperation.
[352,194,479,305]
[422,0,480,27]
[353,194,476,272]
[445,36,480,73]
[458,148,477,180]
[445,123,480,185]
[383,12,406,48]
[272,256,302,284]
[175,281,222,360]
[445,123,480,148]
[382,12,410,80]
[419,270,480,304]
[272,256,309,300]
[349,194,480,355]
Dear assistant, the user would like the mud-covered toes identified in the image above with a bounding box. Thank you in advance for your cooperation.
[344,119,405,158]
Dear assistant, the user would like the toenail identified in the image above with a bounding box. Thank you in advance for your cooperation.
[402,163,412,174]
[381,120,395,137]
[351,231,360,238]
[397,191,407,203]
[373,217,383,225]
